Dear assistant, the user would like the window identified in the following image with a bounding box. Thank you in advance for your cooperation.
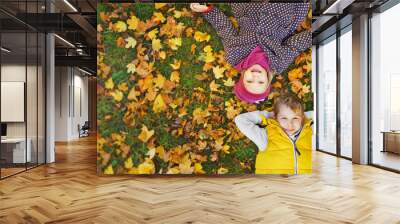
[317,36,337,154]
[339,28,352,158]
[370,2,400,171]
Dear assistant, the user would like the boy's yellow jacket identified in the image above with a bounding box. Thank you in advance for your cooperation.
[255,117,313,174]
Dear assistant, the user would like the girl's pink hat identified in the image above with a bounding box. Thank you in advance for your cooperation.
[233,46,271,104]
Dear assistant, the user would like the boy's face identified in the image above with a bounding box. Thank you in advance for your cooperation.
[276,105,303,135]
[243,64,271,94]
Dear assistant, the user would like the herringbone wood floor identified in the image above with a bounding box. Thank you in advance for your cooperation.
[1,136,400,224]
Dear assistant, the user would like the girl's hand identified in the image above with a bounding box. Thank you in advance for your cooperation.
[190,3,209,13]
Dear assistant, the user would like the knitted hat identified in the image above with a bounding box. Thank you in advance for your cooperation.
[233,46,271,104]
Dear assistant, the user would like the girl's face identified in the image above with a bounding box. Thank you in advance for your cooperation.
[276,105,304,135]
[243,64,271,94]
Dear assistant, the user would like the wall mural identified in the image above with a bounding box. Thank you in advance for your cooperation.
[97,2,313,175]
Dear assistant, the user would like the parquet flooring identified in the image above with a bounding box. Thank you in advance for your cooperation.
[1,135,400,224]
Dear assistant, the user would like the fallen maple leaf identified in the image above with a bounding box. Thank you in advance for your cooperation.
[114,21,127,32]
[116,37,126,48]
[213,65,226,79]
[168,37,182,50]
[152,39,162,51]
[170,71,180,83]
[147,28,159,40]
[126,62,136,74]
[170,59,181,70]
[194,163,205,174]
[153,94,167,113]
[209,80,220,92]
[125,37,137,48]
[127,88,139,101]
[194,31,210,42]
[223,77,235,87]
[154,74,166,89]
[105,78,114,89]
[153,12,166,23]
[217,167,229,174]
[125,157,133,169]
[155,3,167,10]
[159,51,166,59]
[138,125,155,143]
[110,90,124,102]
[127,15,139,30]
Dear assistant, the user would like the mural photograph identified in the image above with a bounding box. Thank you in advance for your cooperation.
[97,2,313,175]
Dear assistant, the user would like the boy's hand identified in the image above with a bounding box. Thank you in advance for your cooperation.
[190,3,209,13]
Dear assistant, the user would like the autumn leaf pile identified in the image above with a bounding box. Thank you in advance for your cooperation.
[97,3,312,175]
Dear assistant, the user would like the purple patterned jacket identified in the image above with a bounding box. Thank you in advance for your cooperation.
[202,2,311,74]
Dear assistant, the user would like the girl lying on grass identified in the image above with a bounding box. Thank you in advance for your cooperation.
[234,93,313,174]
[191,2,311,104]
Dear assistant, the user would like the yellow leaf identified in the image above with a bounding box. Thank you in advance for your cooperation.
[203,52,215,63]
[154,74,166,89]
[159,51,166,59]
[125,37,137,48]
[124,157,133,169]
[156,145,169,162]
[152,39,162,51]
[223,77,235,87]
[145,88,157,102]
[153,12,166,23]
[179,154,194,174]
[167,167,180,174]
[203,45,213,53]
[194,163,205,174]
[155,3,167,9]
[168,37,182,50]
[126,62,136,74]
[174,10,182,18]
[185,27,194,37]
[170,59,181,70]
[217,167,229,174]
[194,31,210,42]
[127,88,139,101]
[138,125,155,143]
[127,167,139,174]
[104,165,114,174]
[222,145,230,154]
[153,94,167,113]
[138,158,155,174]
[194,87,205,92]
[213,65,226,79]
[209,80,220,92]
[115,21,127,32]
[193,108,210,125]
[110,90,124,102]
[170,71,180,83]
[118,82,128,92]
[105,78,114,89]
[127,15,139,30]
[147,28,159,40]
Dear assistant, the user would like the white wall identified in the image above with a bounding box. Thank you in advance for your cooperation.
[54,67,89,141]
